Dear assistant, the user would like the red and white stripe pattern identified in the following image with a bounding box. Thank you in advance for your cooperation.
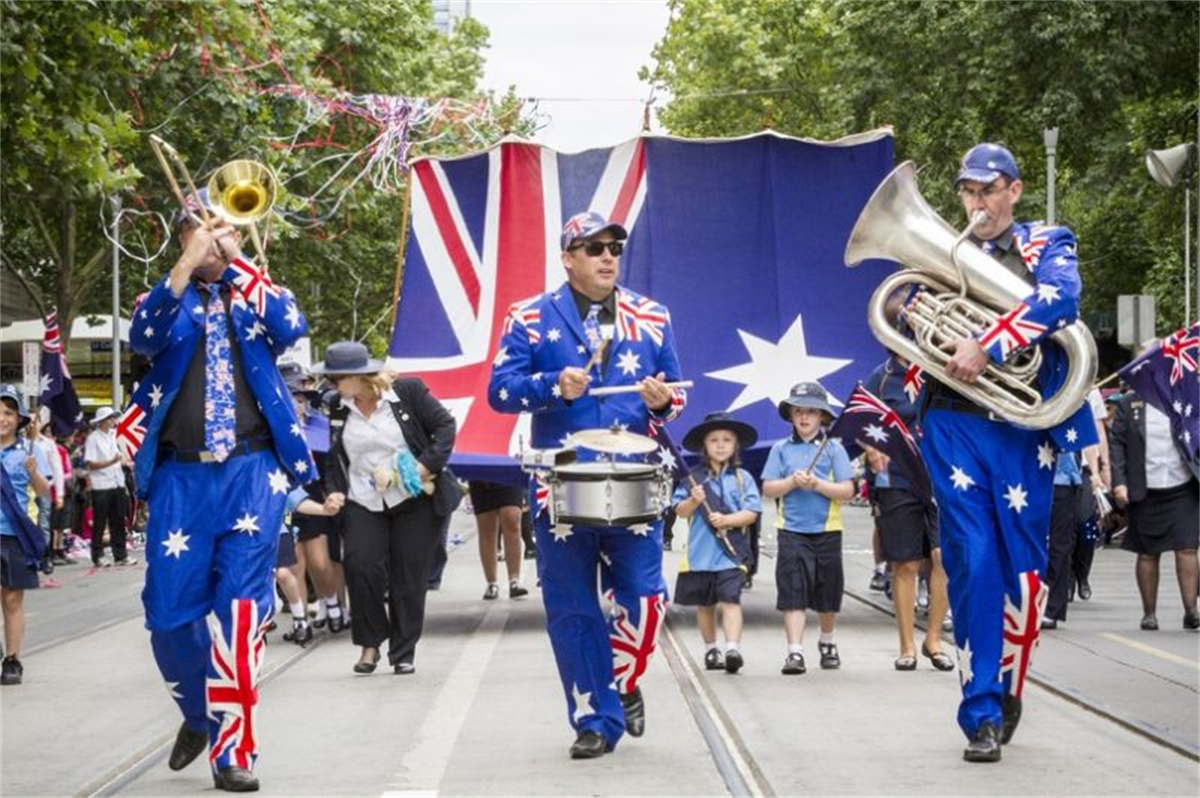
[228,256,278,316]
[116,403,147,460]
[532,472,550,519]
[979,302,1048,360]
[1001,570,1047,700]
[502,301,542,345]
[902,363,924,404]
[616,291,668,346]
[1162,326,1199,386]
[609,592,666,695]
[207,599,269,770]
[1019,225,1054,269]
[391,137,648,457]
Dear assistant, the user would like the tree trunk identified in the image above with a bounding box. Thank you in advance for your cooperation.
[57,201,76,349]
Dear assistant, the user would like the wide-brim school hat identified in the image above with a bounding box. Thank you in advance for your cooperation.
[0,384,31,430]
[91,406,116,425]
[310,341,386,376]
[777,382,835,422]
[682,411,758,453]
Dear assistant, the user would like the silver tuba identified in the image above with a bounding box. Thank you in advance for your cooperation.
[844,161,1097,430]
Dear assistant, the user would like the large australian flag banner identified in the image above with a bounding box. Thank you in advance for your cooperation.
[388,131,894,481]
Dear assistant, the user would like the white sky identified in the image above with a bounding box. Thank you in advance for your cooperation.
[471,0,672,153]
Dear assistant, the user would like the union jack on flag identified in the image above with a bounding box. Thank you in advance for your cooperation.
[978,301,1048,360]
[902,363,925,405]
[609,593,666,695]
[207,599,269,770]
[228,256,278,317]
[829,383,932,505]
[38,310,85,436]
[116,403,148,460]
[617,293,668,345]
[502,302,542,344]
[1119,322,1200,462]
[1001,570,1047,700]
[1018,224,1054,269]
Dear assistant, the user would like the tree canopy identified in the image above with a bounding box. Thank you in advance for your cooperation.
[643,0,1199,347]
[1,0,523,353]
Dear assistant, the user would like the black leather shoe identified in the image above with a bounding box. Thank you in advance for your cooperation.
[963,721,1002,762]
[394,662,416,675]
[724,649,744,674]
[326,613,347,634]
[1040,619,1058,630]
[619,686,645,737]
[283,621,313,645]
[1077,579,1092,601]
[569,730,607,759]
[1001,694,1022,744]
[353,648,380,675]
[1184,612,1200,630]
[213,766,260,792]
[167,722,208,771]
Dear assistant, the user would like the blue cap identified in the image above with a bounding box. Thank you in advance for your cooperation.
[955,143,1021,187]
[778,381,835,422]
[560,211,628,251]
[0,384,31,429]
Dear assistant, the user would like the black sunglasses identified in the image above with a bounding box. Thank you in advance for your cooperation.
[569,240,624,257]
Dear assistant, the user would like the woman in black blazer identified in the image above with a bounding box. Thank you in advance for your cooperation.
[316,342,462,674]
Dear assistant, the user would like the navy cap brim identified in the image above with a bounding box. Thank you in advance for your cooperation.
[955,167,1004,187]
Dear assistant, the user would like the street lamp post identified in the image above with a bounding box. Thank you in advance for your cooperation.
[1044,127,1059,224]
[1146,142,1196,326]
[111,193,122,410]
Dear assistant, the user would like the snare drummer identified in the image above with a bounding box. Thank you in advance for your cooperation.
[489,211,687,760]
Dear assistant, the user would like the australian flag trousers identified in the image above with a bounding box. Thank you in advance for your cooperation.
[920,408,1053,739]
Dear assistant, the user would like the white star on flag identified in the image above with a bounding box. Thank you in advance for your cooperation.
[1037,442,1056,470]
[144,326,154,338]
[285,303,301,329]
[520,397,530,407]
[233,513,260,535]
[290,423,303,437]
[547,328,561,342]
[1034,283,1061,304]
[139,310,148,320]
[630,524,650,537]
[293,460,309,474]
[957,640,974,685]
[1173,400,1183,414]
[658,446,678,473]
[551,525,574,543]
[245,321,266,341]
[498,387,510,402]
[950,465,975,491]
[1004,483,1029,514]
[268,469,290,495]
[1065,427,1078,443]
[616,350,642,377]
[493,347,509,367]
[165,680,183,699]
[38,373,52,396]
[551,384,562,398]
[148,384,164,408]
[568,676,592,720]
[1187,404,1194,417]
[706,313,852,412]
[863,423,889,443]
[576,345,587,354]
[162,529,190,559]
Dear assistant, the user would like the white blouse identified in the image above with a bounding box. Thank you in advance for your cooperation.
[341,389,413,512]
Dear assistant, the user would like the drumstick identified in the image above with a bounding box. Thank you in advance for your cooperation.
[582,339,608,375]
[589,380,694,397]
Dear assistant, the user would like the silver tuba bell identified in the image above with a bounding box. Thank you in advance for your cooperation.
[844,161,1097,430]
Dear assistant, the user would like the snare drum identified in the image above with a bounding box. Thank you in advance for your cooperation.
[549,462,670,527]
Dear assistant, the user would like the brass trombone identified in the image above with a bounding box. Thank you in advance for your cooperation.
[149,134,277,268]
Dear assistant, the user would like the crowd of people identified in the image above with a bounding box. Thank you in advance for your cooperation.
[1,141,1196,790]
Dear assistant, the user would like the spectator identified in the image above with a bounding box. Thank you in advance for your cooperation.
[469,480,529,600]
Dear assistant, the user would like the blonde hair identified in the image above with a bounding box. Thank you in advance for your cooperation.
[362,370,396,398]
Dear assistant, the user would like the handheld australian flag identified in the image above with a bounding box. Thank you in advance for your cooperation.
[829,382,933,506]
[38,310,85,437]
[1119,323,1200,466]
[648,420,691,487]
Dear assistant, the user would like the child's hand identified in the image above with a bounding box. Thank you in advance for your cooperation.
[707,512,727,529]
[863,445,890,474]
[689,484,706,504]
[793,471,818,491]
[324,493,345,514]
[24,455,37,476]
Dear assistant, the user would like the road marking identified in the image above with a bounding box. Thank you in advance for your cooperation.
[1100,633,1200,670]
[381,605,508,798]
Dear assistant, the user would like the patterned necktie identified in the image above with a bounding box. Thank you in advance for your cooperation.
[203,283,237,462]
[583,303,603,354]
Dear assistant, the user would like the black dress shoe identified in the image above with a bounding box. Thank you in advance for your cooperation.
[1077,579,1092,601]
[213,766,260,792]
[1040,619,1058,630]
[353,648,380,675]
[619,686,645,737]
[394,662,416,675]
[326,613,347,634]
[963,721,1002,762]
[569,730,607,759]
[1184,611,1200,630]
[283,621,313,645]
[168,722,208,771]
[1001,694,1022,744]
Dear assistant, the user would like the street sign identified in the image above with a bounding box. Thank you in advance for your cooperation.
[21,341,39,404]
[1117,294,1156,347]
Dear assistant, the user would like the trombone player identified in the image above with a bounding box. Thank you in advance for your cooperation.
[126,183,314,792]
[916,143,1097,762]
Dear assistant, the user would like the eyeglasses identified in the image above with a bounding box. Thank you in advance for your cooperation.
[568,240,624,257]
[958,182,1011,202]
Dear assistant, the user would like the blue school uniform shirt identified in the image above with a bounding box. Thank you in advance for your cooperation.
[0,440,49,537]
[672,465,762,572]
[1053,451,1082,487]
[761,433,853,534]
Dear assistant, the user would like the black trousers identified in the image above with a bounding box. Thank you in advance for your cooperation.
[90,488,128,564]
[342,497,442,666]
[1045,484,1080,621]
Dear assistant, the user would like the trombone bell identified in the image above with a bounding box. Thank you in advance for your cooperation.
[207,160,276,224]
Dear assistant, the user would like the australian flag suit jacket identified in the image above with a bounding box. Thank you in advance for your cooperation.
[124,256,317,497]
[489,282,688,449]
